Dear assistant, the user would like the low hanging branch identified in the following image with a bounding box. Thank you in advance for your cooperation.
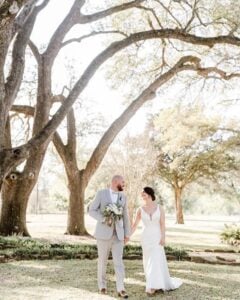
[2,11,240,182]
[11,55,240,186]
[9,53,240,234]
[0,0,146,172]
[26,30,240,151]
[81,56,240,183]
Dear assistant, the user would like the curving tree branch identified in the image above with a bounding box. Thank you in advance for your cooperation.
[2,24,240,184]
[78,0,146,24]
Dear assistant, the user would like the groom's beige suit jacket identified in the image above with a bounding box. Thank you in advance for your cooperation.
[88,189,131,241]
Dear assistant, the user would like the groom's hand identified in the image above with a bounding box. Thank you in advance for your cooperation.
[159,238,165,246]
[124,237,130,244]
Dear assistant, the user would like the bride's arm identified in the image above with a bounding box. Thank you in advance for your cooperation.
[159,206,166,246]
[130,208,141,236]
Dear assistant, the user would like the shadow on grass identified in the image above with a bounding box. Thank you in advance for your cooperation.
[166,227,220,235]
[0,260,240,299]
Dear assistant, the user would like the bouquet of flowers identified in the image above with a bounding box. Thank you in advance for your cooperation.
[102,203,123,227]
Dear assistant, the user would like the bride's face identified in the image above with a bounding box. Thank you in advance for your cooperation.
[141,191,149,201]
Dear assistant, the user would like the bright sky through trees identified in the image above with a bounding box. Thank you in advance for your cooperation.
[29,0,240,137]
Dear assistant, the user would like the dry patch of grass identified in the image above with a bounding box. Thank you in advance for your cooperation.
[0,260,240,300]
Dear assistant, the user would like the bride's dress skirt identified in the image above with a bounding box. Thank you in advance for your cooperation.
[140,207,182,291]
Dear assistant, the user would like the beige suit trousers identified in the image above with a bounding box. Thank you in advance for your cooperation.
[97,234,125,292]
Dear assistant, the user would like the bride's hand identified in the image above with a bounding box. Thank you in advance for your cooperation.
[159,238,165,246]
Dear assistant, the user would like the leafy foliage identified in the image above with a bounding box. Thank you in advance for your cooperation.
[220,224,240,247]
[0,236,188,260]
[152,105,240,188]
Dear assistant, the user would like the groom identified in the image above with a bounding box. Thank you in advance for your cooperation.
[88,175,130,298]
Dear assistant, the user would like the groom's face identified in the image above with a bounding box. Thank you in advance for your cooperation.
[116,178,125,191]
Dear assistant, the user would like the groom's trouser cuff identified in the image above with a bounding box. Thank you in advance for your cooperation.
[112,234,125,292]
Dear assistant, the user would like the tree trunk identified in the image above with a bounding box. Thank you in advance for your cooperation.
[174,186,184,224]
[66,170,88,235]
[0,22,13,149]
[0,172,34,236]
[0,52,52,235]
[52,109,89,235]
[8,55,200,236]
[0,143,49,235]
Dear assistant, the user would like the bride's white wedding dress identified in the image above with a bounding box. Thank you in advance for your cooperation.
[140,205,182,292]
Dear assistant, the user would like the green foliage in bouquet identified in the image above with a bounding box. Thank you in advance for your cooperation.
[102,203,123,227]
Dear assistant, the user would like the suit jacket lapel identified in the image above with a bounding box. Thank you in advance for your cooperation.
[117,192,124,206]
[105,189,112,205]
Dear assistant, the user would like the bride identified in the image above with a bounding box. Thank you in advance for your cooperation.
[131,187,182,296]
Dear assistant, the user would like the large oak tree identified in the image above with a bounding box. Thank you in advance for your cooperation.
[1,0,240,235]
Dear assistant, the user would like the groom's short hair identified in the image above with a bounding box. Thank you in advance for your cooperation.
[111,175,123,182]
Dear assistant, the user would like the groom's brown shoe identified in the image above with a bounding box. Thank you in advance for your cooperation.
[99,288,107,294]
[118,290,128,298]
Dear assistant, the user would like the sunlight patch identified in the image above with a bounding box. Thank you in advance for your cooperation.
[1,286,117,300]
[15,262,49,270]
[183,278,218,288]
[125,277,145,286]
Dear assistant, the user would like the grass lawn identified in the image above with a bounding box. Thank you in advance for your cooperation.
[27,214,239,251]
[1,259,240,300]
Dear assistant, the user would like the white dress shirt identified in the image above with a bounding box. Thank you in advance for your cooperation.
[109,189,119,204]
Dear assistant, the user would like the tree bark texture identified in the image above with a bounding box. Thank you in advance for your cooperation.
[52,109,88,235]
[0,171,35,236]
[174,186,184,224]
[0,0,79,235]
[0,54,52,235]
[66,171,88,235]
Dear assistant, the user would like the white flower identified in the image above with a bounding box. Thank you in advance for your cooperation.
[102,203,123,226]
[112,205,119,215]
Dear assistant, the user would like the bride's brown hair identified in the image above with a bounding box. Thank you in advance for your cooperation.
[143,187,156,201]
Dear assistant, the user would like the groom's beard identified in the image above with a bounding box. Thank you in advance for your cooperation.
[117,184,124,191]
